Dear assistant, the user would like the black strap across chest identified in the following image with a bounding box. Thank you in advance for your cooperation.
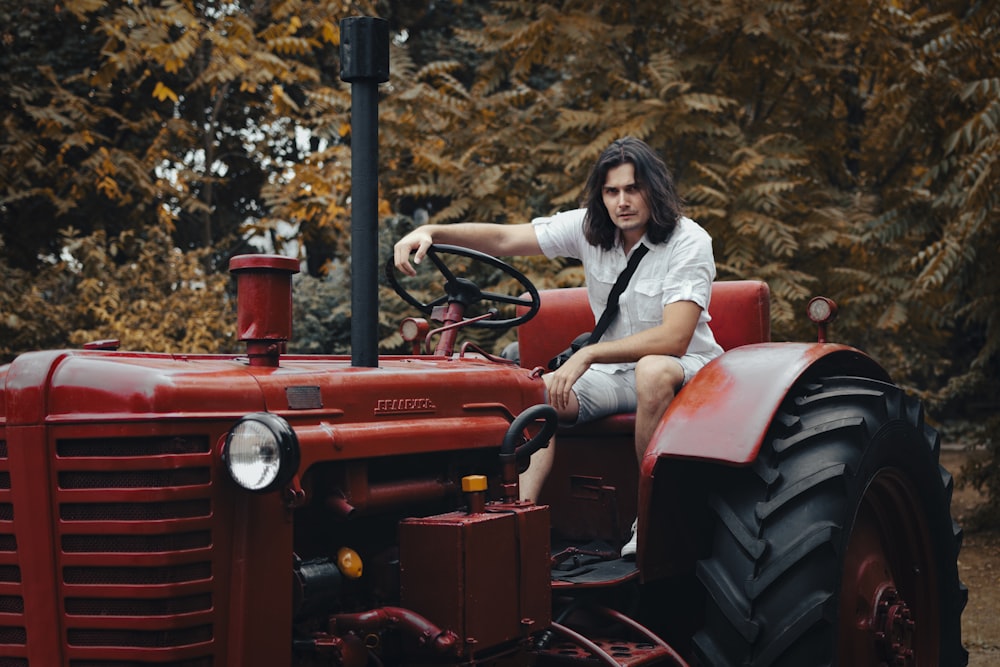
[586,243,649,345]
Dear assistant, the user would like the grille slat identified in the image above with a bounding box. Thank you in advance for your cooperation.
[0,595,25,613]
[60,500,211,522]
[70,659,212,667]
[65,593,212,617]
[57,437,210,458]
[62,531,211,554]
[64,559,212,588]
[0,627,26,643]
[67,624,213,648]
[59,468,211,490]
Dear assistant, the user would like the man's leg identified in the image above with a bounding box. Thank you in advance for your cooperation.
[622,355,685,558]
[518,373,580,502]
[517,442,554,502]
[633,355,685,462]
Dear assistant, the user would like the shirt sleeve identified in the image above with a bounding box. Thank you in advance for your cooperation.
[531,208,587,260]
[660,219,717,311]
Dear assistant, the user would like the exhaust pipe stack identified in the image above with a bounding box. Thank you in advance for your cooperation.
[340,17,390,368]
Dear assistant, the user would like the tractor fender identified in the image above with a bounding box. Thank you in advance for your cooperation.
[635,342,891,579]
[642,341,890,468]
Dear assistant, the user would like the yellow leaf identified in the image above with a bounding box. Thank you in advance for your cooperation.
[152,81,178,103]
[98,175,121,199]
[164,58,184,74]
[339,122,351,137]
[66,0,105,15]
[289,16,301,34]
[272,84,299,113]
[322,21,339,45]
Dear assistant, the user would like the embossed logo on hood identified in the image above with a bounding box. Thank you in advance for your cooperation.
[374,397,437,415]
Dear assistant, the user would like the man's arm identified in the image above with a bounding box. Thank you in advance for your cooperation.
[393,222,543,276]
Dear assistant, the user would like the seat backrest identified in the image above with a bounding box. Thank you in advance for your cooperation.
[517,280,770,370]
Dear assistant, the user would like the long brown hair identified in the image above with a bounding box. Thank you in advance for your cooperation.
[582,137,683,250]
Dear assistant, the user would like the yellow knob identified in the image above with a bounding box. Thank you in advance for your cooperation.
[337,547,363,579]
[462,475,488,493]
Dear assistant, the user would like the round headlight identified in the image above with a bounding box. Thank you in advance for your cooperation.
[223,412,300,492]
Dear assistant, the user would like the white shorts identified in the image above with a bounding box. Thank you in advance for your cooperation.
[568,353,714,424]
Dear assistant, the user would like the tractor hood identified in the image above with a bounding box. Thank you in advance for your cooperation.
[0,351,544,430]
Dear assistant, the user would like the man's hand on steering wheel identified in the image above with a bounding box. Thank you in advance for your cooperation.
[393,228,435,277]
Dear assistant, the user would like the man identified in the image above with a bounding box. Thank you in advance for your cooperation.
[394,137,722,558]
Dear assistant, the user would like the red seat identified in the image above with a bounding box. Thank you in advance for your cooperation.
[517,280,771,371]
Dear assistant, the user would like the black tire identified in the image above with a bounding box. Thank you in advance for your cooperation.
[692,375,968,666]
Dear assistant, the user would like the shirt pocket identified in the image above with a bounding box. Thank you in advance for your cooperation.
[588,265,618,310]
[634,278,664,323]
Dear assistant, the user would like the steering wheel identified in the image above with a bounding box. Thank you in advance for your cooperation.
[385,244,540,329]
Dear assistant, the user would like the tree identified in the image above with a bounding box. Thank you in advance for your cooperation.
[0,223,232,362]
[1,0,370,274]
[859,1,1000,524]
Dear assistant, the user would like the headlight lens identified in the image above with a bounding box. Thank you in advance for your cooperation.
[806,296,838,324]
[223,412,299,492]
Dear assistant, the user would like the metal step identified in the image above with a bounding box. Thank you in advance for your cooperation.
[535,629,686,666]
[532,602,690,667]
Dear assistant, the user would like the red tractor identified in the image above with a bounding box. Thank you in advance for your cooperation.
[0,17,966,667]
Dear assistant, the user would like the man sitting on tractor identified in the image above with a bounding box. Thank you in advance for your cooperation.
[393,137,723,558]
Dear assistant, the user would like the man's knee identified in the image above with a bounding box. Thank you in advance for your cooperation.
[635,356,683,405]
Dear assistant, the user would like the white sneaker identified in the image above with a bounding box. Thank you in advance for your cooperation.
[621,519,638,559]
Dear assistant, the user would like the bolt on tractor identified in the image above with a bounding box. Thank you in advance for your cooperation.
[0,16,966,667]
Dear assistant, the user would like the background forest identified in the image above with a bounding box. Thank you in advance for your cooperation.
[1,0,997,516]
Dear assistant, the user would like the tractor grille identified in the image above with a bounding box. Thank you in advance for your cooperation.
[54,434,217,666]
[0,438,28,667]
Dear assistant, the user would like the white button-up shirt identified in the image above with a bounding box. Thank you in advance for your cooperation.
[532,208,723,374]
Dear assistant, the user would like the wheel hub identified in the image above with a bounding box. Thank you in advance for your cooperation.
[872,585,916,666]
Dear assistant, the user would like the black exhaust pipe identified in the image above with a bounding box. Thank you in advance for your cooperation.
[340,17,389,368]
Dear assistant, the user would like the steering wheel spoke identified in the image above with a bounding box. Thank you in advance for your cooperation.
[479,290,535,308]
[426,249,458,282]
